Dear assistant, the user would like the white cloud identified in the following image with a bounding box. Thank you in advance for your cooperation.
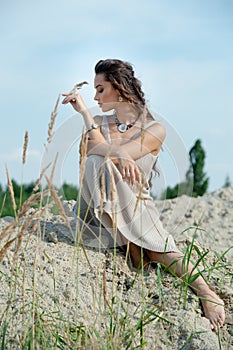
[0,148,41,163]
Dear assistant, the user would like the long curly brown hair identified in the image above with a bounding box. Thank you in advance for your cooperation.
[94,59,154,120]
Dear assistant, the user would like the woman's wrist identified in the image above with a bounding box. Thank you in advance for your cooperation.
[80,109,96,129]
[115,150,131,160]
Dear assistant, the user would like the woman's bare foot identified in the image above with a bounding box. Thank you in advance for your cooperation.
[199,289,225,331]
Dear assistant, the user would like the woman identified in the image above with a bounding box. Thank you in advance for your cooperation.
[62,59,225,331]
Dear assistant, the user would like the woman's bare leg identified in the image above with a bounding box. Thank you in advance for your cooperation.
[144,250,225,331]
[126,242,151,271]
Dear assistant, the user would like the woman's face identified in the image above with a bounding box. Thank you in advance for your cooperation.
[94,73,120,112]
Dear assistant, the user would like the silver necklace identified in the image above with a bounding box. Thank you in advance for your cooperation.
[114,111,140,133]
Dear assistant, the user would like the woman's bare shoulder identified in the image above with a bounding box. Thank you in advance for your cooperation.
[146,121,166,137]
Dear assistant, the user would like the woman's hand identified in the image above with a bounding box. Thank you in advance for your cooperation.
[87,141,141,186]
[118,156,141,186]
[86,139,102,154]
[62,93,87,113]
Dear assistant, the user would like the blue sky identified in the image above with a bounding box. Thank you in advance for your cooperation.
[0,0,233,193]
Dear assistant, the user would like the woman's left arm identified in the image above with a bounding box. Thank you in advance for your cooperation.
[87,123,165,186]
[87,122,166,160]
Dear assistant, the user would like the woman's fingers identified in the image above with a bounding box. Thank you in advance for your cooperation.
[134,166,141,184]
[121,166,126,179]
[62,93,76,104]
[118,158,141,186]
[122,163,140,186]
[129,165,136,186]
[62,93,87,112]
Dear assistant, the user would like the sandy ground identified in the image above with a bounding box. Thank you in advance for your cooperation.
[0,187,232,349]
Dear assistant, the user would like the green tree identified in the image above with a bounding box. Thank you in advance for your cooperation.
[223,174,231,188]
[161,138,208,199]
[188,139,209,197]
[59,183,79,200]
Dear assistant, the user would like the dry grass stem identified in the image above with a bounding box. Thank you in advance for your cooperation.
[110,169,117,232]
[69,81,88,94]
[18,190,49,219]
[100,168,105,217]
[103,261,107,308]
[13,210,41,262]
[47,94,61,143]
[5,164,17,213]
[22,130,29,164]
[33,163,52,192]
[0,221,17,244]
[0,237,17,263]
[133,180,146,218]
[45,177,94,272]
[45,175,70,229]
[48,152,59,184]
[79,129,88,185]
[140,106,147,150]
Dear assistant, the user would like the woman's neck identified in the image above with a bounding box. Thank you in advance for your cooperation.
[115,103,139,124]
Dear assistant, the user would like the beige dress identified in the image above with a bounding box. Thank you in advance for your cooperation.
[77,116,180,253]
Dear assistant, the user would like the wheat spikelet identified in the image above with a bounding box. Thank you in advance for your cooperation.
[33,163,52,192]
[0,221,17,244]
[69,81,88,94]
[13,209,41,262]
[0,238,17,264]
[47,94,60,143]
[5,164,17,213]
[18,190,49,219]
[22,130,29,164]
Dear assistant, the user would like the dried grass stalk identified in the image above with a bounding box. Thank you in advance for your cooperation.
[47,94,60,143]
[0,237,17,264]
[79,129,88,185]
[44,142,93,270]
[0,221,16,244]
[45,175,70,228]
[69,81,88,94]
[27,218,40,237]
[100,167,105,217]
[22,130,29,164]
[110,169,117,231]
[33,163,52,192]
[46,177,92,269]
[13,210,40,262]
[49,152,59,184]
[18,190,49,219]
[103,261,107,308]
[5,164,17,213]
[133,180,145,218]
[140,106,147,150]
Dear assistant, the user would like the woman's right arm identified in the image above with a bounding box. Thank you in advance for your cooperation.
[62,92,106,142]
[61,92,142,185]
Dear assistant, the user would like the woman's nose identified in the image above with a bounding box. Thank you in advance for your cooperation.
[94,92,98,101]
